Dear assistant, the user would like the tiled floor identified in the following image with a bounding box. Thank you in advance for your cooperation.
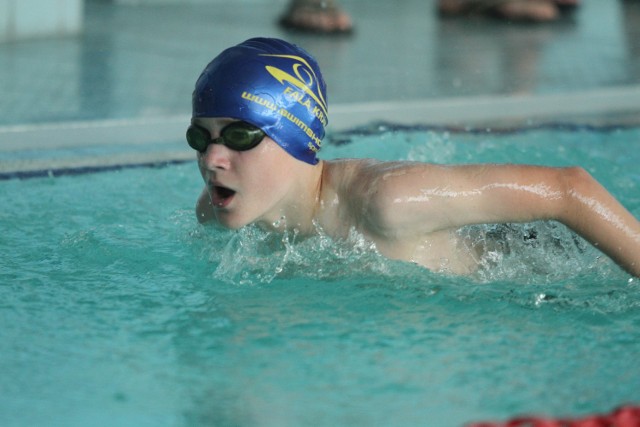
[1,0,640,175]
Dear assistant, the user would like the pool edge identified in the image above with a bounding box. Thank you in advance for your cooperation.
[2,85,640,179]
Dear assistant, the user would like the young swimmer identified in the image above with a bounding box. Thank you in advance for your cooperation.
[189,37,640,277]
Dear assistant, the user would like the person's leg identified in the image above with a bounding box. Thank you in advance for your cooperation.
[497,0,558,21]
[279,0,353,34]
[438,0,579,22]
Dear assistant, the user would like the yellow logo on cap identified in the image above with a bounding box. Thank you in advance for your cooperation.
[260,54,328,123]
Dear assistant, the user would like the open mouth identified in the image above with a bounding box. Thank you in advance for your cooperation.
[211,185,236,207]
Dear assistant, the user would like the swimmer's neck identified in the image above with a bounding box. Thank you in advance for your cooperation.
[255,160,327,235]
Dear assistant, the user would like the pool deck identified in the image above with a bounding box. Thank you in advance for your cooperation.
[1,0,640,177]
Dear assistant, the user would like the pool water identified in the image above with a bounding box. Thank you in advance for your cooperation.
[1,125,639,427]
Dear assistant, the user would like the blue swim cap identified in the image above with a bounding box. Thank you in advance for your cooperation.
[192,37,328,165]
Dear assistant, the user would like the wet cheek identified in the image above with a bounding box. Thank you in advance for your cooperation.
[254,174,280,196]
[253,169,289,203]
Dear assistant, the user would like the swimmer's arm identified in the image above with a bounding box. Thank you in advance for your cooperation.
[545,167,640,277]
[370,164,640,277]
[196,187,215,224]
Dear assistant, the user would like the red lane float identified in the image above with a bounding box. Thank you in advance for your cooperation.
[467,405,640,427]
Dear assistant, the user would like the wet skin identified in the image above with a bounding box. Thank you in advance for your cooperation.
[195,118,640,277]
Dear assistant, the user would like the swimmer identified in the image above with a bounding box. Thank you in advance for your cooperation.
[190,37,640,277]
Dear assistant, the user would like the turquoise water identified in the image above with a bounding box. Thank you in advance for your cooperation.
[1,125,639,427]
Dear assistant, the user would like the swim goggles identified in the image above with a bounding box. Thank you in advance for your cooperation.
[186,121,266,153]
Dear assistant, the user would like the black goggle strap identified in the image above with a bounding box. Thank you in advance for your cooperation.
[186,122,265,153]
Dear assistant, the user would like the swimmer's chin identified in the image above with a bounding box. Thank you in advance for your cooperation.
[255,218,287,233]
[204,211,253,230]
[201,210,280,231]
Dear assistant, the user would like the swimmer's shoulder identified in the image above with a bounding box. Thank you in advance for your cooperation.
[321,159,418,223]
[322,158,435,191]
[323,159,445,236]
[317,159,386,237]
[322,158,385,194]
[323,158,438,192]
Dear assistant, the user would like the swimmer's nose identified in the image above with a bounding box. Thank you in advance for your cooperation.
[202,142,232,170]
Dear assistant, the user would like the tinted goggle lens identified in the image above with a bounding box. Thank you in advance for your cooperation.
[186,122,265,152]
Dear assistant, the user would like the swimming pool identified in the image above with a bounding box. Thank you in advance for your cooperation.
[1,124,639,427]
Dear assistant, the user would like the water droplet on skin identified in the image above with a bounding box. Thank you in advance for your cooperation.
[272,216,286,229]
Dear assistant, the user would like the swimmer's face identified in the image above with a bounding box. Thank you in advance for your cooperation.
[194,117,304,229]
